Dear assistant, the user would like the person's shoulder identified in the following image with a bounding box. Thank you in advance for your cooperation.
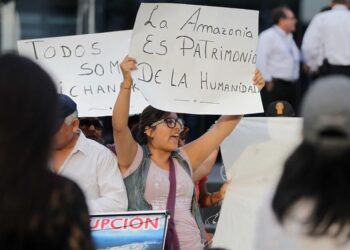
[313,8,347,24]
[259,27,275,40]
[263,26,275,33]
[84,137,116,156]
[310,11,328,23]
[331,7,350,18]
[317,10,329,18]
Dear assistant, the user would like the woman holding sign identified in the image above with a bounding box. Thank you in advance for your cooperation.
[113,56,264,249]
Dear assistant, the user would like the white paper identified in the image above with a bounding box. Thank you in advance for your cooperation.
[213,117,303,250]
[17,30,149,117]
[129,3,262,115]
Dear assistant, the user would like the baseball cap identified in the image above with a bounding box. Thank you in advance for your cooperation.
[302,75,350,148]
[57,94,77,126]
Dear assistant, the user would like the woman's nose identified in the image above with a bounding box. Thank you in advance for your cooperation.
[175,122,183,132]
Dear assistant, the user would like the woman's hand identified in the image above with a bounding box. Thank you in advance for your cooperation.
[120,56,137,84]
[218,180,231,200]
[209,180,231,206]
[113,55,139,171]
[252,69,265,91]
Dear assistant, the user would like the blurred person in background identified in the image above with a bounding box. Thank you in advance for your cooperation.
[257,6,300,113]
[79,117,104,144]
[302,0,350,78]
[255,76,350,250]
[0,53,94,249]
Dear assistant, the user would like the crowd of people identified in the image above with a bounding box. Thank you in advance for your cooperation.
[0,0,349,249]
[257,0,350,116]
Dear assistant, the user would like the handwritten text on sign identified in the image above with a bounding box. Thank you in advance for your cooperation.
[17,30,148,117]
[129,3,263,115]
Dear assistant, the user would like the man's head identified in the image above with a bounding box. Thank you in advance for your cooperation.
[331,0,349,6]
[79,117,103,143]
[54,94,79,150]
[272,6,297,33]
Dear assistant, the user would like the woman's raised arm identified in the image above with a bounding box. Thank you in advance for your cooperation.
[183,69,265,170]
[112,56,138,173]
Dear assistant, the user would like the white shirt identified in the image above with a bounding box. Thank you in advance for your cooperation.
[257,25,300,82]
[57,132,128,214]
[255,191,350,250]
[302,5,350,71]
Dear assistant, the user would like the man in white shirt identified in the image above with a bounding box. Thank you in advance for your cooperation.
[53,94,128,214]
[302,0,350,78]
[257,6,300,113]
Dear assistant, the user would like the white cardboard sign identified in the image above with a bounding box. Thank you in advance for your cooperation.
[17,30,148,117]
[213,117,303,250]
[129,3,263,115]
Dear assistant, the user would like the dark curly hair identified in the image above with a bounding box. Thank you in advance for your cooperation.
[273,141,350,237]
[272,6,291,25]
[133,105,171,145]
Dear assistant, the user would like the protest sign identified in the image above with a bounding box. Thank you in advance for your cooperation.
[17,30,149,117]
[213,117,302,249]
[90,211,168,250]
[129,3,262,115]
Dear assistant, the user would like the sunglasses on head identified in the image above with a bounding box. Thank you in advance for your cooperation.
[79,119,103,129]
[150,117,185,131]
